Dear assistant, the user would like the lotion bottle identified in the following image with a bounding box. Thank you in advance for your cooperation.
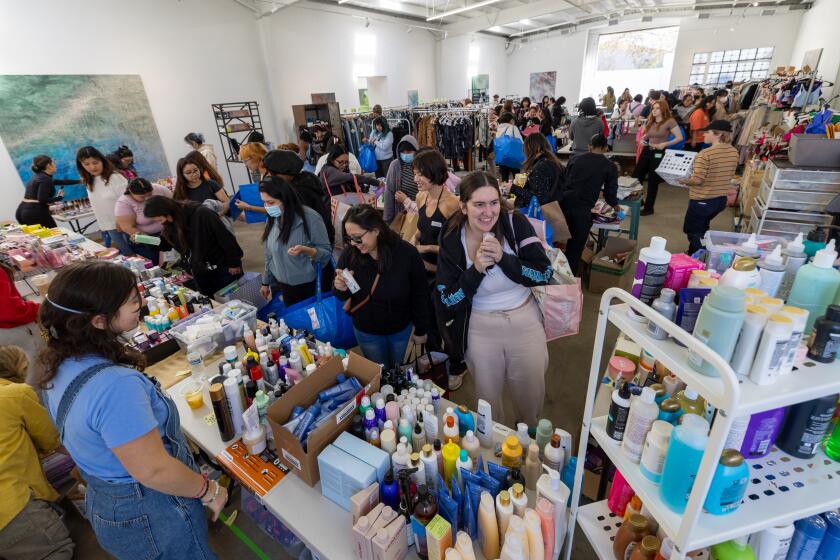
[478,491,501,560]
[543,434,564,472]
[536,465,569,557]
[535,498,555,560]
[420,444,439,491]
[496,490,514,545]
[524,508,545,560]
[475,399,493,448]
[461,430,480,464]
[621,386,659,463]
[510,483,528,517]
[524,442,541,491]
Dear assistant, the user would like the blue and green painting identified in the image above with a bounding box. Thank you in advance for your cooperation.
[0,75,169,200]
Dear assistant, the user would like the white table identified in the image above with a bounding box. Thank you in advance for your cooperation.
[167,366,528,560]
[53,210,97,235]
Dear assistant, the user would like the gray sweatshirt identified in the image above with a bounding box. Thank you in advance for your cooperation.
[262,206,332,286]
[570,115,604,152]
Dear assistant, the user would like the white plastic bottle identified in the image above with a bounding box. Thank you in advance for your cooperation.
[516,423,531,449]
[639,420,674,485]
[495,490,514,545]
[543,434,564,472]
[553,428,573,469]
[748,523,794,560]
[455,449,472,489]
[757,245,786,297]
[420,444,439,490]
[621,386,660,463]
[475,399,493,448]
[749,314,794,386]
[462,430,481,464]
[730,304,770,378]
[778,306,808,376]
[510,483,528,517]
[536,465,570,558]
[630,236,672,312]
[778,233,807,300]
[391,442,410,473]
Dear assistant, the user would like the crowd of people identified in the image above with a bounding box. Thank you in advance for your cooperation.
[3,85,740,558]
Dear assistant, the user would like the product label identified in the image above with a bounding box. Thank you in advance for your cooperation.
[823,333,840,359]
[281,448,302,471]
[796,408,835,455]
[687,332,709,369]
[719,477,748,512]
[336,399,357,424]
[640,440,666,476]
[307,307,321,330]
[768,339,788,373]
[770,536,791,560]
[784,330,803,366]
[624,541,637,560]
[606,401,630,441]
[635,262,668,305]
[622,413,655,461]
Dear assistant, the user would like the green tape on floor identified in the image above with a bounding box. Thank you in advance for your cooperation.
[219,511,270,560]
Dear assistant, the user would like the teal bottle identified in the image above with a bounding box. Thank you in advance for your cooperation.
[787,244,840,334]
[660,414,710,513]
[688,286,746,377]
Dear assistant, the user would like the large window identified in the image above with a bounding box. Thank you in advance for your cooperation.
[689,47,774,86]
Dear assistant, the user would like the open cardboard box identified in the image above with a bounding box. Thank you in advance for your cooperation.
[589,238,637,294]
[267,353,382,486]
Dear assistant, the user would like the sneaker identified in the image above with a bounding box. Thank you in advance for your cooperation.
[448,373,465,391]
[640,208,654,216]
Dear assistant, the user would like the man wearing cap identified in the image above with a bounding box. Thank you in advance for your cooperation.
[263,150,334,244]
[679,120,739,253]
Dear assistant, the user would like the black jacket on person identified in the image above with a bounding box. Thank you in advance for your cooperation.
[434,211,552,362]
[511,156,563,208]
[291,171,335,243]
[560,152,619,209]
[334,238,431,337]
[23,172,80,203]
[175,204,243,274]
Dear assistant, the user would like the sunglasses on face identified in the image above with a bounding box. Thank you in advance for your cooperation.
[346,230,369,244]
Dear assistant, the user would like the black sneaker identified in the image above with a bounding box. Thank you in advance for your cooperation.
[640,208,654,216]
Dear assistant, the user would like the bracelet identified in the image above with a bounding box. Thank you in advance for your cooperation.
[201,480,220,506]
[193,473,209,499]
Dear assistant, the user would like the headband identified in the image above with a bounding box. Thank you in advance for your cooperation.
[45,295,87,315]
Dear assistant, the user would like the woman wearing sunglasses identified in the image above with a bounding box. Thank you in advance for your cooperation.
[333,205,431,368]
[435,171,552,426]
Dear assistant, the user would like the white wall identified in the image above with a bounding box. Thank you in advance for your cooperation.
[0,0,277,220]
[505,32,588,103]
[258,4,438,141]
[790,0,840,102]
[435,34,509,100]
[670,12,803,89]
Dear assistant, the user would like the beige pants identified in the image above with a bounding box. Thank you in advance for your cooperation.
[0,497,74,560]
[465,297,548,426]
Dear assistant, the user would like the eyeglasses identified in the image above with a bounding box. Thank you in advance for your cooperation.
[335,159,349,166]
[346,230,369,244]
[183,169,201,176]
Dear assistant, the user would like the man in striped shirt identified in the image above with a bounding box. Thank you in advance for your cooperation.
[679,120,738,253]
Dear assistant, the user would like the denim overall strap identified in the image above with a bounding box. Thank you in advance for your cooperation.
[147,375,198,472]
[54,363,116,441]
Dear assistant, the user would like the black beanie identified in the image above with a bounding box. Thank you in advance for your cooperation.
[263,150,304,175]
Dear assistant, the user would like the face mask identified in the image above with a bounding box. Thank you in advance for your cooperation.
[265,205,283,218]
[400,153,415,164]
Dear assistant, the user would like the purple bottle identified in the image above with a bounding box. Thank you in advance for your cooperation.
[740,407,786,459]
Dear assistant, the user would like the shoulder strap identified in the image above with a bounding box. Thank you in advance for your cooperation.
[507,212,542,253]
[321,172,334,198]
[55,362,117,438]
[347,273,380,315]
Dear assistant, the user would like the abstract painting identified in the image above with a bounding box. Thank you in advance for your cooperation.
[0,75,168,200]
[530,71,557,101]
[407,90,419,108]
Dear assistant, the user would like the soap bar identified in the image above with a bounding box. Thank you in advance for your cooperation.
[426,515,452,560]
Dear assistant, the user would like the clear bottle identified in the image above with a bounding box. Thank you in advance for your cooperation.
[675,387,705,418]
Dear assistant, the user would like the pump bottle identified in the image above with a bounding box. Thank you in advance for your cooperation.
[536,465,570,557]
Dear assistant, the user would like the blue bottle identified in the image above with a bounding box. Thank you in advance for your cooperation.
[660,414,710,513]
[789,515,827,560]
[658,398,682,425]
[561,456,577,507]
[816,511,840,560]
[703,449,749,515]
[381,469,400,510]
[454,405,475,437]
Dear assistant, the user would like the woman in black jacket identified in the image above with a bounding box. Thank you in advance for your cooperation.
[511,134,563,208]
[319,145,380,198]
[333,205,431,368]
[143,196,243,296]
[436,171,551,425]
[15,155,80,227]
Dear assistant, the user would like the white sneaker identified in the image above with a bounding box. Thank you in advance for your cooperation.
[448,373,465,391]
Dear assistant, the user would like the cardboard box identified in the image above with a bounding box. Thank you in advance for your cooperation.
[588,238,637,294]
[267,353,382,486]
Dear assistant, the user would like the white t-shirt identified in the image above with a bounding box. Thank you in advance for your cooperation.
[88,173,128,231]
[462,228,531,312]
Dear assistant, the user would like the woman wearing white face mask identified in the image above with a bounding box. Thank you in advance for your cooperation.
[435,171,552,426]
[257,176,333,307]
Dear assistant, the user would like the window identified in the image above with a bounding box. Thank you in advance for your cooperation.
[690,47,774,86]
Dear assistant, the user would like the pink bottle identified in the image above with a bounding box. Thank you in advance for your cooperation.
[607,468,635,516]
[535,498,555,560]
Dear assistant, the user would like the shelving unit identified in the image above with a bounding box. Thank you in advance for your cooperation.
[564,288,840,560]
[212,101,264,190]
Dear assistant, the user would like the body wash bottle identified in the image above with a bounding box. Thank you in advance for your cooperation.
[688,286,745,377]
[660,414,710,513]
[787,244,840,333]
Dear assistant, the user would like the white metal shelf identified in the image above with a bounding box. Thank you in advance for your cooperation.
[609,303,840,416]
[590,415,840,552]
[578,501,710,560]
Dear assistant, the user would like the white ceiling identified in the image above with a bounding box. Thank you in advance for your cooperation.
[234,0,813,38]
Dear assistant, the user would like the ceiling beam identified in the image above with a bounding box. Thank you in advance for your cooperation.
[442,0,575,35]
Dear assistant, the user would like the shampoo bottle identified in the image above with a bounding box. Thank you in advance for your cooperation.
[660,414,710,513]
[710,536,757,560]
[704,449,749,515]
[478,491,501,560]
[631,236,672,308]
[688,286,746,376]
[606,381,632,441]
[535,465,569,558]
[621,386,660,463]
[740,407,786,460]
[757,245,786,297]
[787,244,840,333]
[776,394,839,458]
[496,490,514,545]
[510,483,528,517]
[778,232,807,300]
[647,288,677,340]
[748,524,793,560]
[543,434,565,472]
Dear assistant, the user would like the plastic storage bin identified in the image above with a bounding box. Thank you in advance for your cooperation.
[788,134,840,168]
[214,271,269,310]
[169,299,257,353]
[240,488,309,559]
[702,231,785,273]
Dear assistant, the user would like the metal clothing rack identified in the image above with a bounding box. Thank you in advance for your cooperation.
[212,101,263,191]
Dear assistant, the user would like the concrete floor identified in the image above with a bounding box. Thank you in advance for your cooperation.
[68,181,735,559]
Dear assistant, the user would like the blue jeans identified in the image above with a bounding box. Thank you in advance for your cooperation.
[353,324,412,368]
[103,229,133,256]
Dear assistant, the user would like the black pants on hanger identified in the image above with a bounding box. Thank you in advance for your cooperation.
[634,146,665,212]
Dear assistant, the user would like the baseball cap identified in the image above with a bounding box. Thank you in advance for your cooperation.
[700,120,732,132]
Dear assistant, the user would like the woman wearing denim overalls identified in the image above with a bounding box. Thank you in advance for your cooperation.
[35,261,225,559]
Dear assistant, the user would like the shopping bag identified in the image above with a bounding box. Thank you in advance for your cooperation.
[389,210,419,242]
[279,262,357,350]
[493,134,525,169]
[540,201,570,243]
[358,144,378,173]
[531,278,583,341]
[525,196,554,246]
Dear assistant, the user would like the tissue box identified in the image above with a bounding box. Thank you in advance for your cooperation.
[318,444,377,510]
[664,253,704,292]
[333,432,390,484]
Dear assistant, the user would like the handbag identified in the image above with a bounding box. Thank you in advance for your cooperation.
[493,130,525,169]
[358,144,378,173]
[279,261,357,350]
[531,278,583,341]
